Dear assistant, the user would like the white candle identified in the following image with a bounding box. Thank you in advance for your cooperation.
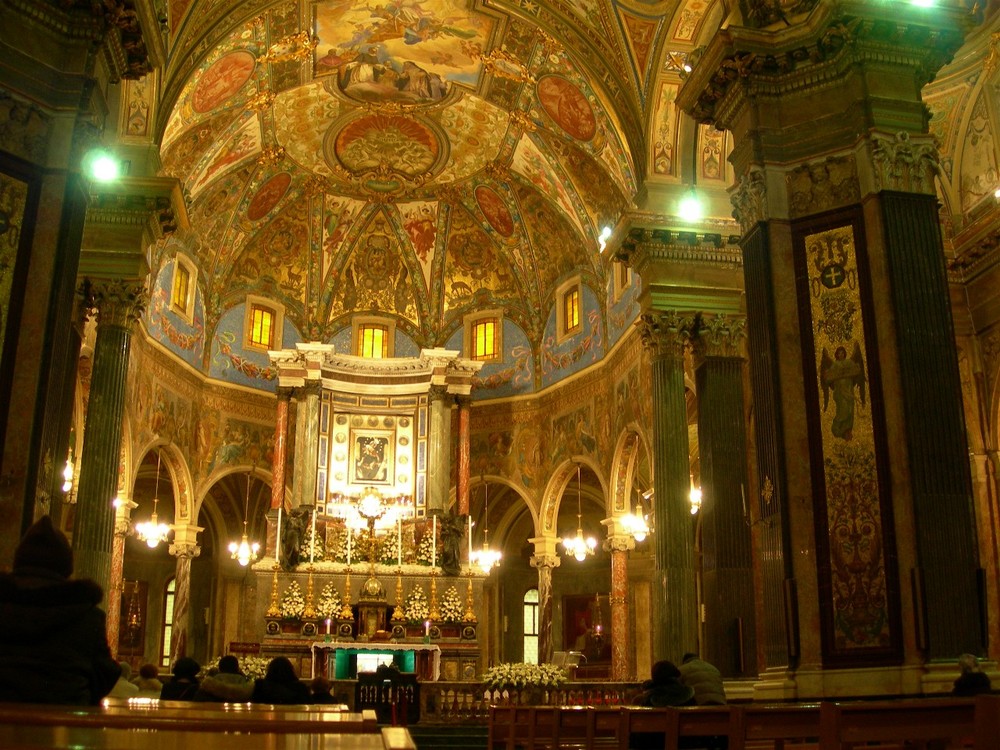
[467,516,473,565]
[424,619,430,636]
[326,618,332,635]
[347,528,352,566]
[310,508,317,563]
[275,506,282,561]
[431,516,436,567]
[397,517,402,566]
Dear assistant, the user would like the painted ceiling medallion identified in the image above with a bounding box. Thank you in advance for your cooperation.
[475,185,515,237]
[247,172,292,221]
[192,50,256,114]
[326,112,445,191]
[536,74,597,142]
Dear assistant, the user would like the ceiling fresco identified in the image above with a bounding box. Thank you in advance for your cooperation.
[160,0,646,347]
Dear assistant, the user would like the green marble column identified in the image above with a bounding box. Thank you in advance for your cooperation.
[427,384,452,513]
[693,313,755,676]
[639,311,698,662]
[72,280,147,596]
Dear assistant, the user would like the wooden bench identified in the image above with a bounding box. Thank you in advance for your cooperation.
[974,694,1000,749]
[729,703,820,750]
[0,701,414,749]
[818,698,976,750]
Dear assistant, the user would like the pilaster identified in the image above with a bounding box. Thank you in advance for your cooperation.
[530,539,561,666]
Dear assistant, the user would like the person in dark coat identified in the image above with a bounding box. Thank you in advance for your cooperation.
[631,660,697,750]
[193,655,252,702]
[159,657,201,700]
[953,653,992,697]
[0,515,121,705]
[680,652,727,705]
[251,657,310,704]
[309,675,338,704]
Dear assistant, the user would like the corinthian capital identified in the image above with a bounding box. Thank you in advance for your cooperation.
[530,554,562,570]
[638,311,696,360]
[80,279,148,329]
[869,131,939,196]
[729,166,767,234]
[693,313,747,359]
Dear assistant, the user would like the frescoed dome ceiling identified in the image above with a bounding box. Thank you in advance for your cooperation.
[158,0,672,344]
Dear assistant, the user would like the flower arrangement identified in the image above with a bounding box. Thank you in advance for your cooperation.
[299,523,325,562]
[280,580,305,619]
[439,585,463,623]
[208,654,268,680]
[482,662,567,691]
[317,582,342,619]
[404,584,429,623]
[415,527,435,566]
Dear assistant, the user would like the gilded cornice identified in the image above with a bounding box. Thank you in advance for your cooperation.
[617,227,743,274]
[676,0,973,128]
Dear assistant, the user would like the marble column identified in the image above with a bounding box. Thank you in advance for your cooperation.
[693,313,755,676]
[72,280,147,596]
[677,0,979,689]
[606,532,635,680]
[639,311,698,663]
[168,531,201,662]
[456,395,472,516]
[272,387,292,512]
[107,498,137,659]
[300,382,321,508]
[427,385,452,514]
[530,542,561,665]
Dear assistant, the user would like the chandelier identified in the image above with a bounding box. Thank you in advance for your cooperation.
[469,478,501,574]
[329,487,413,533]
[562,465,597,562]
[229,468,261,566]
[134,451,171,548]
[621,487,651,543]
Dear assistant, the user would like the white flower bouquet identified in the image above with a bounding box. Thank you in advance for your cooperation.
[404,584,429,623]
[440,585,463,623]
[482,662,567,690]
[317,582,342,619]
[280,580,305,619]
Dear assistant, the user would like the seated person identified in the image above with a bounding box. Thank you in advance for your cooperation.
[160,657,201,700]
[679,652,727,705]
[953,653,992,696]
[251,657,310,704]
[194,655,253,702]
[309,676,338,704]
[132,663,164,695]
[108,662,139,698]
[632,661,697,750]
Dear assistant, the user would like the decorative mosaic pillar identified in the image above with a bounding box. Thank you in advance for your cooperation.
[427,384,452,514]
[168,530,201,662]
[530,545,561,665]
[272,386,292,512]
[693,314,755,676]
[456,395,471,516]
[107,498,137,659]
[677,0,979,682]
[606,533,634,680]
[72,280,147,596]
[639,312,698,662]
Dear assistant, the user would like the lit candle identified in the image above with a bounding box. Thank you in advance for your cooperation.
[397,517,403,566]
[347,528,352,566]
[431,515,436,567]
[424,619,430,636]
[310,508,317,564]
[326,618,332,635]
[275,506,282,562]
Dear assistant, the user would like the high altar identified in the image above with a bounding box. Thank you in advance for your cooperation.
[248,345,489,682]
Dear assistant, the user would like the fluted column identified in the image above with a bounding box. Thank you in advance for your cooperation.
[606,532,635,680]
[427,385,452,513]
[107,498,137,659]
[456,395,472,515]
[640,311,698,662]
[272,387,292,512]
[530,542,561,665]
[72,280,147,596]
[300,382,321,507]
[168,529,201,662]
[693,313,755,676]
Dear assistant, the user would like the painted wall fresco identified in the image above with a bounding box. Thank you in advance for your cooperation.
[671,0,709,42]
[208,304,300,389]
[513,182,587,302]
[540,284,603,389]
[398,200,439,290]
[512,134,590,241]
[232,206,311,306]
[187,114,262,199]
[959,91,998,212]
[273,81,341,179]
[536,75,597,142]
[606,266,640,345]
[145,261,206,370]
[617,9,658,86]
[443,204,521,312]
[436,96,507,183]
[312,0,494,101]
[198,414,275,479]
[926,83,970,184]
[651,83,678,176]
[446,318,535,400]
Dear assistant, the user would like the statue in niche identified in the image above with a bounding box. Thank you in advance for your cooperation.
[437,511,468,577]
[280,508,308,570]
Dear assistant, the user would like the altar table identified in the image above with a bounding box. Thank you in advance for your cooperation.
[311,641,441,681]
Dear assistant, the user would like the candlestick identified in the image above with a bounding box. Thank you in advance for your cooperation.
[431,515,436,567]
[397,517,402,567]
[310,508,317,563]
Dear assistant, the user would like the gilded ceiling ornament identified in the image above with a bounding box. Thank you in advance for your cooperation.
[302,176,329,197]
[508,109,537,133]
[477,47,536,84]
[260,31,317,65]
[535,30,561,57]
[257,146,285,168]
[985,31,1000,77]
[246,89,275,111]
[663,51,690,74]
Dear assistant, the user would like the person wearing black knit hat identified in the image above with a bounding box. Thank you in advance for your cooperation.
[0,515,121,704]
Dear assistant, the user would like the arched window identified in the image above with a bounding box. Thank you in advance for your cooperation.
[523,588,539,665]
[160,577,176,670]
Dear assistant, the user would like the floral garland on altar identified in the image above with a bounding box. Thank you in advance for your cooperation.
[317,582,342,619]
[403,584,429,623]
[440,585,462,623]
[482,662,567,691]
[279,580,305,619]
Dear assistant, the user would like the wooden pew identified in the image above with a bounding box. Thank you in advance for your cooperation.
[818,698,976,750]
[617,705,731,750]
[974,694,1000,749]
[729,703,820,750]
[0,701,413,750]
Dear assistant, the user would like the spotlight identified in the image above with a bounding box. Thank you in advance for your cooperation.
[83,149,121,183]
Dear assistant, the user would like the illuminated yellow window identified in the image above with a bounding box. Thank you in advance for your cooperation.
[171,263,190,312]
[472,318,498,361]
[249,304,275,349]
[563,287,580,334]
[357,324,389,358]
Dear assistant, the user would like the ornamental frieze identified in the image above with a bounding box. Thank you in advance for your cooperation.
[786,155,859,218]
